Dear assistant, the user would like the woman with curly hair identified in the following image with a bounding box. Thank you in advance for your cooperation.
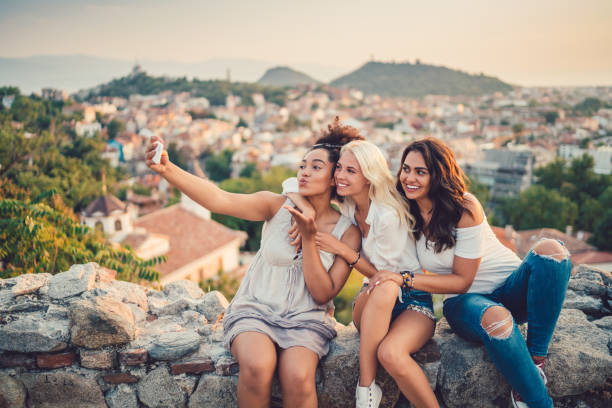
[145,119,363,408]
[379,137,571,408]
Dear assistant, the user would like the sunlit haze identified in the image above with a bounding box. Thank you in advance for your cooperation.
[1,0,611,86]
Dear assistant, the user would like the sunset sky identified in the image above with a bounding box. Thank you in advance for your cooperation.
[1,0,611,86]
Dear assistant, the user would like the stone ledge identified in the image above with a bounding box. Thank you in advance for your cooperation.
[0,262,611,408]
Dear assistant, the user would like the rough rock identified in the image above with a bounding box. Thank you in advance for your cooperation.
[70,296,135,349]
[105,384,138,408]
[10,273,51,297]
[20,372,106,408]
[317,323,399,408]
[0,296,48,313]
[175,374,198,398]
[48,263,97,299]
[149,330,201,360]
[45,304,69,319]
[592,315,612,332]
[0,374,26,408]
[137,366,185,408]
[569,277,608,297]
[151,297,199,316]
[546,309,612,396]
[0,313,69,352]
[164,280,205,300]
[435,318,509,408]
[94,280,149,311]
[196,290,228,323]
[564,290,605,315]
[188,374,238,408]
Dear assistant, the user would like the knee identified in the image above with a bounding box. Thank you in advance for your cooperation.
[239,354,276,385]
[377,339,406,373]
[368,281,400,307]
[281,366,315,395]
[481,306,513,339]
[532,239,569,262]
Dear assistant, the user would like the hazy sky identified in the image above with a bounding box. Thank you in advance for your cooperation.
[1,0,611,86]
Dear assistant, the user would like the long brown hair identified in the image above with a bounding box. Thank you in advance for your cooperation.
[395,137,472,253]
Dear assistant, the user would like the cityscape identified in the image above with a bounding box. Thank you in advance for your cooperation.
[1,1,612,406]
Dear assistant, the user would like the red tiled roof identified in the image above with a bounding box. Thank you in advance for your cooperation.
[134,205,247,276]
[83,194,127,216]
[515,228,595,257]
[570,251,612,265]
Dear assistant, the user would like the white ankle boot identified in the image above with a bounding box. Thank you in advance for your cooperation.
[355,379,382,408]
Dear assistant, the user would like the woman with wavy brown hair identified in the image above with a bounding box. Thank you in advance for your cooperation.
[376,137,571,408]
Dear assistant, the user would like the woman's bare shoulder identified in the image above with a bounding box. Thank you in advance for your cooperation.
[457,192,484,228]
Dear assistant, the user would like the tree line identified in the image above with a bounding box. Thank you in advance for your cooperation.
[0,88,163,280]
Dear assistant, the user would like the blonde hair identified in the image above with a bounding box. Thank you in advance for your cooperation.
[340,140,415,232]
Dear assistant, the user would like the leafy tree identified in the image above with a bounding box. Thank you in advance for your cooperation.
[576,193,603,232]
[512,123,524,135]
[0,86,20,97]
[205,149,233,182]
[106,118,124,140]
[574,97,601,116]
[543,111,558,125]
[212,177,263,250]
[0,187,163,281]
[589,210,612,251]
[236,117,248,128]
[166,142,189,170]
[200,269,241,302]
[497,185,578,231]
[239,162,257,178]
[534,158,567,190]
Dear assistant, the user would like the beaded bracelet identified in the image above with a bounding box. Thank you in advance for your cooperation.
[348,251,360,270]
[400,271,415,290]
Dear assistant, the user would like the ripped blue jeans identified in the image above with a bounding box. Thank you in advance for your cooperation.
[443,246,572,408]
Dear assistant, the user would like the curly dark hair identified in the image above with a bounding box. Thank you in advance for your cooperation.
[395,137,472,253]
[311,117,364,200]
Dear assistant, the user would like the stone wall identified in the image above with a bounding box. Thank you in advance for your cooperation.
[1,263,611,408]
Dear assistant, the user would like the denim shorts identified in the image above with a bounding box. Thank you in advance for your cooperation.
[354,283,435,322]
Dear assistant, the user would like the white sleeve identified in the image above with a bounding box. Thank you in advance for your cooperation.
[281,177,299,194]
[370,211,408,273]
[454,224,485,259]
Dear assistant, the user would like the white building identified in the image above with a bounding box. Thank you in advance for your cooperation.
[76,121,102,137]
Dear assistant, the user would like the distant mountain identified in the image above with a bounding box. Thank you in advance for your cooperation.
[0,55,345,94]
[330,61,514,97]
[257,66,320,87]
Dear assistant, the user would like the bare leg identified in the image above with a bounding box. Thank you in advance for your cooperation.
[277,346,319,408]
[230,332,277,408]
[352,286,369,332]
[358,281,399,386]
[377,310,438,408]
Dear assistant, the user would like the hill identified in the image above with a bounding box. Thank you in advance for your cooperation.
[330,61,514,97]
[0,55,345,93]
[257,66,320,87]
[83,71,287,106]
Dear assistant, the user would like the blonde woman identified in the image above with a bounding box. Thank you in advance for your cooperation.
[284,140,438,408]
